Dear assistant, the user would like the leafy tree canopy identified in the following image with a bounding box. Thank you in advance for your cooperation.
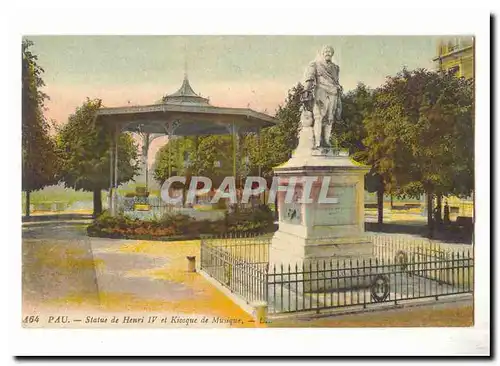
[56,98,139,192]
[22,39,59,193]
[363,68,474,199]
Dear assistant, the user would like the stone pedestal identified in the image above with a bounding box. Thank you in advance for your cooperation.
[269,124,372,290]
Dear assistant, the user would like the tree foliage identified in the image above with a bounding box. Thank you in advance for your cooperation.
[152,68,473,232]
[154,135,235,187]
[56,98,139,215]
[337,83,388,223]
[338,83,374,158]
[245,83,304,183]
[362,68,474,229]
[364,68,474,199]
[154,83,304,189]
[22,39,59,198]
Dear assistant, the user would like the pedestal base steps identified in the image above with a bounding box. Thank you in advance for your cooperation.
[270,231,377,292]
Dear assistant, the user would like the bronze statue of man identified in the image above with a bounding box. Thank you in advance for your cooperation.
[302,45,342,149]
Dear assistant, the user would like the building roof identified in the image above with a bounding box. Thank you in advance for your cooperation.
[95,75,276,135]
[162,74,210,106]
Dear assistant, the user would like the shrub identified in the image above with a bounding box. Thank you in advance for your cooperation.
[214,198,227,210]
[225,204,274,233]
[159,213,193,227]
[88,205,276,239]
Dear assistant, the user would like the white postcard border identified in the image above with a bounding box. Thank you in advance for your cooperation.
[2,2,491,357]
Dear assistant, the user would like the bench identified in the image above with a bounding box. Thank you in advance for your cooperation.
[456,216,474,227]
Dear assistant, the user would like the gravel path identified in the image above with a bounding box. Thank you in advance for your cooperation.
[22,217,255,328]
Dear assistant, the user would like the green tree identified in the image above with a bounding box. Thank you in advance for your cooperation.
[336,83,391,224]
[274,83,303,158]
[246,83,304,183]
[22,39,59,217]
[56,98,139,217]
[154,135,237,206]
[154,136,233,186]
[337,83,373,157]
[363,68,474,232]
[155,83,304,193]
[242,83,303,217]
[192,136,234,183]
[154,137,190,185]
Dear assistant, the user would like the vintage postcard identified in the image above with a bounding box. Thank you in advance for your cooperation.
[13,6,491,357]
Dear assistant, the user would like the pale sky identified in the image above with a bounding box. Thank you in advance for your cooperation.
[28,35,442,163]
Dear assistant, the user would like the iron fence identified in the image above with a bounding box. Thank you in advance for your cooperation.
[267,251,473,314]
[201,233,270,263]
[371,234,472,260]
[200,234,269,304]
[371,234,473,286]
[199,234,474,315]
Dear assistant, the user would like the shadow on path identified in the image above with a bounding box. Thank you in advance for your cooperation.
[22,213,93,223]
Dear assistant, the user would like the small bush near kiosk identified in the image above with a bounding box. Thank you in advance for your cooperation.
[87,205,275,239]
[225,204,275,233]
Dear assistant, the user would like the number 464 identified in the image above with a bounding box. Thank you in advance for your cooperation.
[23,316,39,324]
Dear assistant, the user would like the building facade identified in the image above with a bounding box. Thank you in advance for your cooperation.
[433,36,474,79]
[430,37,475,220]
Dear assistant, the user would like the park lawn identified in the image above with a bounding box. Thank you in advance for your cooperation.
[22,187,95,205]
[26,208,94,216]
[269,304,473,327]
[21,186,105,215]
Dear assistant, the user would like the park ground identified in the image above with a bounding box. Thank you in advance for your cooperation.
[22,214,473,328]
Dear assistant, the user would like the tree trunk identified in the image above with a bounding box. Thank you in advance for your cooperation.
[93,189,103,218]
[390,194,394,209]
[274,194,279,221]
[426,191,434,237]
[377,187,384,226]
[25,190,31,218]
[436,194,443,227]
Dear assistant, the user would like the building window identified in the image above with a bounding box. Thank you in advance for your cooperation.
[448,65,460,76]
[446,37,463,53]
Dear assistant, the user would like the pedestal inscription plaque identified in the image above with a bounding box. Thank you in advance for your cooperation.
[312,185,355,226]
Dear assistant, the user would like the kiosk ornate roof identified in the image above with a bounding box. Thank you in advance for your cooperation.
[95,75,276,135]
[162,75,210,106]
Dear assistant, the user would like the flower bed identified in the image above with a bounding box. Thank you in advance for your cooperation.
[87,205,276,240]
